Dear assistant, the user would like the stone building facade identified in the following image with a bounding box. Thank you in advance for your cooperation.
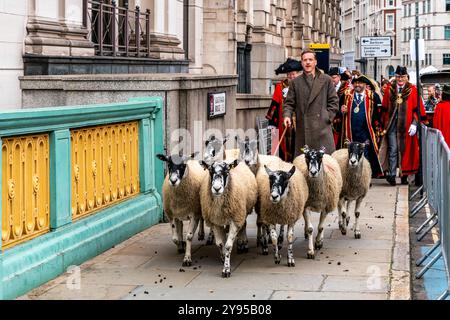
[341,0,402,81]
[0,0,343,110]
[400,0,450,72]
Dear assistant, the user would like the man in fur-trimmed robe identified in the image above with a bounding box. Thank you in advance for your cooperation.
[338,75,384,177]
[379,66,428,186]
[265,58,301,161]
[329,67,352,149]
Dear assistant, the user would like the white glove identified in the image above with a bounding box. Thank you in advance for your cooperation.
[408,124,417,136]
[282,87,289,98]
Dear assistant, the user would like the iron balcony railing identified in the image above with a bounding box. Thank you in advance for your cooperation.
[83,0,151,58]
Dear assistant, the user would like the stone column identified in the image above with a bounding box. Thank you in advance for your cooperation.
[25,0,94,56]
[188,0,204,74]
[149,0,185,59]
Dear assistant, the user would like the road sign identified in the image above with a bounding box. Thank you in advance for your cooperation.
[361,46,391,57]
[360,36,391,47]
[360,36,392,58]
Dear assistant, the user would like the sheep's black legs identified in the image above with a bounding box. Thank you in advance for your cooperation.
[338,198,347,235]
[175,219,185,253]
[222,221,240,278]
[206,229,215,245]
[269,224,281,264]
[278,225,285,251]
[212,225,226,263]
[303,209,315,259]
[315,211,327,250]
[354,197,363,239]
[287,224,295,267]
[170,218,185,253]
[236,221,248,254]
[183,216,200,266]
[198,218,205,241]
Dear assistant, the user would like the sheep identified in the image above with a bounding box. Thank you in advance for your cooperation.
[199,159,257,277]
[203,134,229,164]
[256,161,309,266]
[331,141,372,239]
[293,146,343,259]
[156,151,206,266]
[235,135,286,254]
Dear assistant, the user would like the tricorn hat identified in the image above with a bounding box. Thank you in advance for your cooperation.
[328,67,340,76]
[275,58,302,75]
[395,66,408,76]
[351,74,373,87]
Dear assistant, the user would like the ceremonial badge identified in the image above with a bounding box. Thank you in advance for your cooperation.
[397,94,403,105]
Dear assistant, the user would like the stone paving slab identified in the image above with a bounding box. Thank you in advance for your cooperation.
[125,286,274,300]
[20,180,409,300]
[270,291,388,300]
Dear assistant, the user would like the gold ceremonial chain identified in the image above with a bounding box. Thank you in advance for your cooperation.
[353,97,364,114]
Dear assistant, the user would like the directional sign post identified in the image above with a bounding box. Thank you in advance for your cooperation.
[360,36,392,82]
[360,36,392,58]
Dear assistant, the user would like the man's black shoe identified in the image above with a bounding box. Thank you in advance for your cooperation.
[386,176,396,186]
[401,176,408,185]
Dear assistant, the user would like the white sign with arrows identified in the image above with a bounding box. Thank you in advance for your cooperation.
[360,36,392,58]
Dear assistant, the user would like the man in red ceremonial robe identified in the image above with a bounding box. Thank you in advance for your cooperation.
[433,84,450,146]
[379,66,428,186]
[266,58,302,161]
[329,67,351,148]
[338,75,384,177]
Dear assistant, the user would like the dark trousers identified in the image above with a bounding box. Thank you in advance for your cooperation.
[387,117,398,177]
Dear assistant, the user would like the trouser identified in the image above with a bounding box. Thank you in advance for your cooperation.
[387,119,398,177]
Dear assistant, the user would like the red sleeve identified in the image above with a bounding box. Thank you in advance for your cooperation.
[433,104,442,131]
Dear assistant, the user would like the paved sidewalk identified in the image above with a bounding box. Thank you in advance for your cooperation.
[19,180,410,300]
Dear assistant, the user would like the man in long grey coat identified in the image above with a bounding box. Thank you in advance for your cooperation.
[283,50,339,156]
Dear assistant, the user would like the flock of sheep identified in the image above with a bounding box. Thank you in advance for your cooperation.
[156,136,372,278]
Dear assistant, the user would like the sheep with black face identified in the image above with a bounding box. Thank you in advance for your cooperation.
[332,141,372,239]
[235,135,287,253]
[156,151,206,266]
[256,162,308,266]
[293,146,343,259]
[199,159,257,277]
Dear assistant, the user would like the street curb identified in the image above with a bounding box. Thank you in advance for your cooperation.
[389,185,411,300]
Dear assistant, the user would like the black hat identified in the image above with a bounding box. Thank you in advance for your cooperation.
[351,75,373,87]
[275,58,302,75]
[328,67,340,76]
[395,66,408,76]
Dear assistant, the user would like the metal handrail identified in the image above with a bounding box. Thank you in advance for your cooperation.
[413,124,450,300]
[83,0,151,58]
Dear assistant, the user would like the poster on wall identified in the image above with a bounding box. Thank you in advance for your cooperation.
[207,92,226,119]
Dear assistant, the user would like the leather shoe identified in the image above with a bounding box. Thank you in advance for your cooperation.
[386,176,396,186]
